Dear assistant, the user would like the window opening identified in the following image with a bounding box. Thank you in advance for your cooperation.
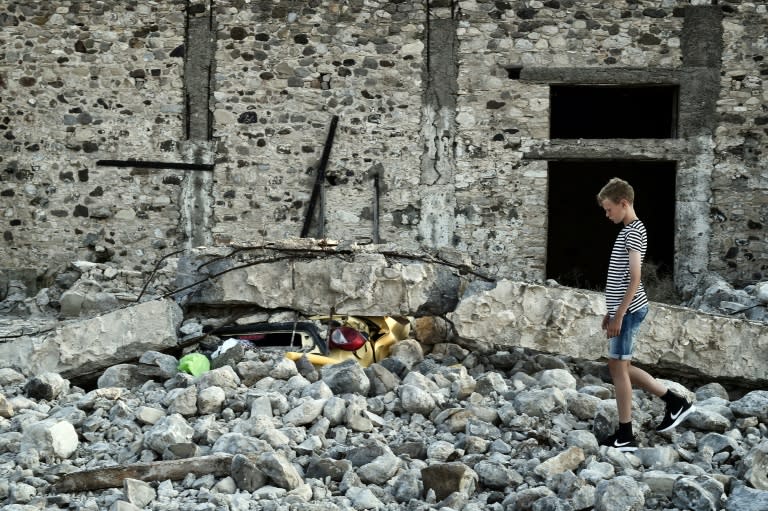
[550,85,678,139]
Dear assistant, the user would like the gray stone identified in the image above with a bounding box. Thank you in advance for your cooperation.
[474,372,508,395]
[110,501,141,511]
[258,451,303,490]
[365,363,400,396]
[164,386,198,416]
[21,419,78,460]
[283,398,327,426]
[686,408,731,432]
[515,388,566,416]
[474,459,523,489]
[24,372,70,400]
[197,385,226,414]
[566,430,599,455]
[634,446,679,469]
[136,406,165,425]
[211,433,272,455]
[143,414,194,454]
[98,364,150,390]
[392,469,424,502]
[8,482,36,504]
[694,382,730,401]
[532,495,575,511]
[306,457,352,482]
[594,476,645,511]
[345,396,373,432]
[566,391,602,421]
[231,453,268,492]
[346,486,384,510]
[320,359,370,395]
[138,351,179,378]
[731,390,768,421]
[502,487,556,510]
[197,365,241,390]
[427,440,456,462]
[399,384,437,416]
[744,440,768,491]
[270,358,299,380]
[579,460,615,485]
[163,442,200,460]
[698,432,740,454]
[388,338,424,368]
[357,452,400,484]
[301,380,334,400]
[671,475,724,511]
[725,483,768,511]
[123,478,156,509]
[322,396,347,425]
[641,470,681,496]
[535,368,577,390]
[0,368,26,386]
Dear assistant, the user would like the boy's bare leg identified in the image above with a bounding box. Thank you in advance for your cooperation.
[627,364,667,397]
[608,359,633,423]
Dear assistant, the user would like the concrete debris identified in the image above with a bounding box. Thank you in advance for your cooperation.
[448,279,768,384]
[0,345,765,510]
[0,298,183,378]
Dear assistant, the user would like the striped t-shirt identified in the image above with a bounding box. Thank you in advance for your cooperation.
[605,219,648,315]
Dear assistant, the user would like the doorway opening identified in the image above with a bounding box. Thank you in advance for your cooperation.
[546,161,677,295]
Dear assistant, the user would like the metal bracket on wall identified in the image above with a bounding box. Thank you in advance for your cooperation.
[96,160,214,172]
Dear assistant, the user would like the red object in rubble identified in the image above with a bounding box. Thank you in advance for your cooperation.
[329,326,368,351]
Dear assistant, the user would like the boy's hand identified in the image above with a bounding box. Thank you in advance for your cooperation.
[606,316,623,338]
[601,314,609,331]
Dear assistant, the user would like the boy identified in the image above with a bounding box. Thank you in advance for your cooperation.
[596,177,694,452]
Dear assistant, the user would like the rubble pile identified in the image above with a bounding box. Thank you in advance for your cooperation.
[1,341,767,511]
[682,271,768,322]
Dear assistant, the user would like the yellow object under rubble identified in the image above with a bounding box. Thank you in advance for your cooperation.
[285,315,410,367]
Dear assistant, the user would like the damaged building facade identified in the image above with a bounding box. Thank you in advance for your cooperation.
[1,0,767,295]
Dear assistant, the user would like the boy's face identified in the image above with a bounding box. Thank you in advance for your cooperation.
[601,198,628,224]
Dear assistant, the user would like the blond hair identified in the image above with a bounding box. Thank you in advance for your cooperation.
[597,177,634,205]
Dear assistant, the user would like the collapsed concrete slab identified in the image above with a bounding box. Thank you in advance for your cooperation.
[0,299,183,378]
[448,280,768,385]
[178,245,463,316]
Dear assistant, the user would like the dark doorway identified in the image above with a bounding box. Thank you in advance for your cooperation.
[546,161,676,292]
[550,85,678,139]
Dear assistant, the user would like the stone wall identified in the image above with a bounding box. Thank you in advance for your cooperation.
[1,0,766,293]
[1,1,187,282]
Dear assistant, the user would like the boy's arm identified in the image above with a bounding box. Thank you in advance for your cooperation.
[606,250,642,337]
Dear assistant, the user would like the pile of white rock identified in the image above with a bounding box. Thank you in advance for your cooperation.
[683,271,768,322]
[1,339,767,511]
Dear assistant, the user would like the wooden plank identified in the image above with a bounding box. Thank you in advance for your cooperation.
[53,453,236,492]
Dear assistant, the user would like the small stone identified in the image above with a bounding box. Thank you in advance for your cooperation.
[124,478,156,508]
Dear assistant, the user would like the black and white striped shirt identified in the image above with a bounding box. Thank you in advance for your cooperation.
[605,219,648,315]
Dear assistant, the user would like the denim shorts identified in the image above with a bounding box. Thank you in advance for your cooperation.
[608,305,648,360]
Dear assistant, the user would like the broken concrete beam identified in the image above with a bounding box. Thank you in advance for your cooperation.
[179,249,461,316]
[448,280,768,385]
[0,299,182,378]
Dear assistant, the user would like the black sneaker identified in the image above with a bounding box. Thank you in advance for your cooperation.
[656,398,695,433]
[600,432,638,452]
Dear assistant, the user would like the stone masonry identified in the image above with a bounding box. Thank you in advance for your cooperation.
[1,1,767,294]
